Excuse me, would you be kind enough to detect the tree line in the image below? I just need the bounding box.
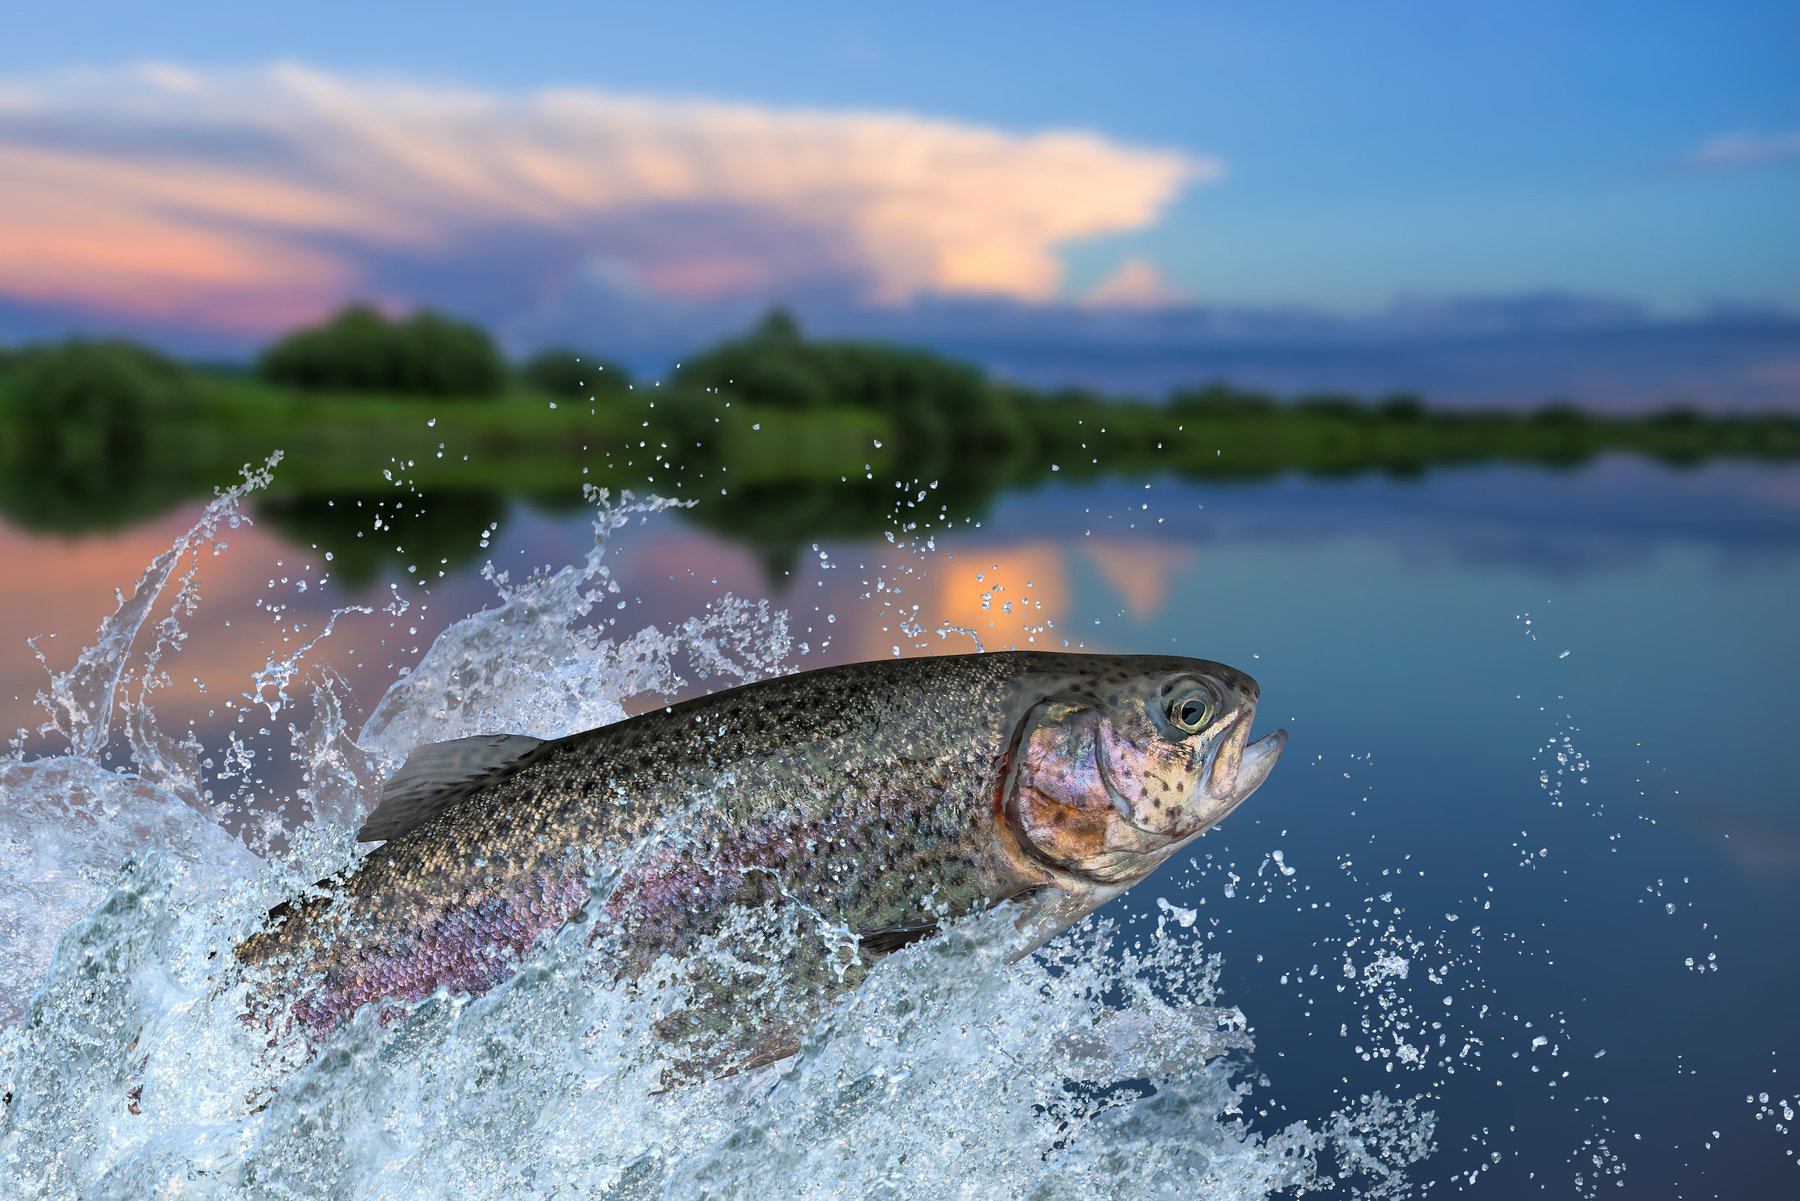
[7,301,1786,437]
[3,301,1798,531]
[2,302,1798,566]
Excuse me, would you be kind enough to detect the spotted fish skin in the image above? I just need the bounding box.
[236,652,1285,1038]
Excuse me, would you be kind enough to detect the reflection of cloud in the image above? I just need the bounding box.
[1660,792,1800,881]
[1717,812,1800,877]
[1083,541,1195,619]
[0,509,310,736]
[936,544,1067,651]
[853,543,1067,657]
[0,63,1207,334]
[1688,129,1800,172]
[1083,255,1191,310]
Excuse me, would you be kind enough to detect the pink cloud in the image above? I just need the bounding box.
[1083,254,1193,310]
[0,63,1213,334]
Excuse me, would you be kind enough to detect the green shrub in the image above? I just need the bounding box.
[0,339,193,530]
[1377,394,1426,423]
[678,343,832,409]
[1531,402,1589,428]
[3,338,188,430]
[673,311,1023,453]
[519,348,633,400]
[1294,394,1369,421]
[1647,404,1704,429]
[1170,383,1279,419]
[258,304,505,397]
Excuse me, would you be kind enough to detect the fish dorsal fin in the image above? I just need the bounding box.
[357,733,545,842]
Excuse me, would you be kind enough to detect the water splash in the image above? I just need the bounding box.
[1,458,281,1021]
[0,483,1436,1199]
[359,488,790,771]
[31,454,282,807]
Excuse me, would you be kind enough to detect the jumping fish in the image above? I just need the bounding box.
[237,652,1285,1056]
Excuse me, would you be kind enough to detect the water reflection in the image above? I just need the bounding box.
[7,459,1793,786]
[4,457,1797,1193]
[255,490,509,587]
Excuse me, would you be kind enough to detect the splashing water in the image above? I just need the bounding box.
[0,481,1435,1199]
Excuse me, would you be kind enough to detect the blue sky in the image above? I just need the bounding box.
[0,3,1795,405]
[3,1,1793,311]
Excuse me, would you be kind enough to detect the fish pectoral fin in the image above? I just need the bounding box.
[357,733,546,842]
[856,922,941,958]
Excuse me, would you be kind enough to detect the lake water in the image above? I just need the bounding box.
[1,448,1795,1197]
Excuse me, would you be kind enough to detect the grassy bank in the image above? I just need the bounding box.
[2,322,1797,578]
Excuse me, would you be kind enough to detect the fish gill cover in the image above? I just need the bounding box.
[0,464,1442,1199]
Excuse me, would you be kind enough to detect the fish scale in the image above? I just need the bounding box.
[237,651,1285,1057]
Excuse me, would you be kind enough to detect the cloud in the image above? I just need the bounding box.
[1083,255,1192,310]
[1687,129,1800,171]
[0,63,1209,336]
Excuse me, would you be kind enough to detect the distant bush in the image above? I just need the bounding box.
[1044,386,1104,408]
[649,392,749,462]
[1377,394,1426,423]
[0,339,194,529]
[671,312,830,409]
[1169,383,1279,419]
[1646,404,1704,429]
[673,310,1023,450]
[3,339,188,429]
[519,348,634,400]
[1294,394,1369,421]
[1531,402,1589,427]
[258,305,505,397]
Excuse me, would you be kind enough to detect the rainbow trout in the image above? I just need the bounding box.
[237,652,1285,1049]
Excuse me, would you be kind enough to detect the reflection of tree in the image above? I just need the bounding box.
[679,455,1024,583]
[254,490,509,588]
[0,441,194,533]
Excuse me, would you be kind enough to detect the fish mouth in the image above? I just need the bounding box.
[1235,726,1286,798]
[1173,723,1288,846]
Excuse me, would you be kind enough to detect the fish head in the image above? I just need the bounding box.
[1002,657,1286,888]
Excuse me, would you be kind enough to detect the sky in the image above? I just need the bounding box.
[0,2,1796,405]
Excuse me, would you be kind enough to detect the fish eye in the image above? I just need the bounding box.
[1168,692,1214,734]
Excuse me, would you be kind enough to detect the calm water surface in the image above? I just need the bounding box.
[3,454,1796,1196]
